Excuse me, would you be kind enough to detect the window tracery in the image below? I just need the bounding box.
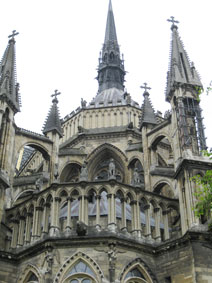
[63,260,97,283]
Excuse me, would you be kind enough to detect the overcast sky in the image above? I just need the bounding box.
[1,0,212,147]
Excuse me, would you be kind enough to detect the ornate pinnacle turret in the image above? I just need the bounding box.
[166,17,202,102]
[97,0,125,93]
[43,90,63,137]
[0,30,21,113]
[140,83,157,129]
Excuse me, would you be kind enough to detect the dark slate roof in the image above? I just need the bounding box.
[0,36,21,112]
[140,92,157,128]
[88,88,140,109]
[43,97,63,137]
[166,24,202,101]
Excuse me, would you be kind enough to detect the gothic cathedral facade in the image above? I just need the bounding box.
[0,1,212,283]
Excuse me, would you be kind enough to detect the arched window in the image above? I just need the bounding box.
[63,260,97,283]
[25,271,39,282]
[124,267,152,283]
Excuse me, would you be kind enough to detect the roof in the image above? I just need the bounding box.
[140,91,157,128]
[88,88,140,109]
[43,97,63,137]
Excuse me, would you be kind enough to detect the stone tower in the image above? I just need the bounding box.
[0,2,212,283]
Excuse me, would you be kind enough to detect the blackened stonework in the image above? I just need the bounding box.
[0,1,212,283]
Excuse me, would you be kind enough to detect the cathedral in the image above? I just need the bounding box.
[0,1,212,282]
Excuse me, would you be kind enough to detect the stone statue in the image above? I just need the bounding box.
[79,162,88,181]
[35,176,43,190]
[108,243,117,283]
[54,163,59,181]
[108,158,116,179]
[133,168,140,187]
[81,98,87,108]
[42,245,60,274]
[76,221,87,236]
[126,93,132,105]
[164,110,171,119]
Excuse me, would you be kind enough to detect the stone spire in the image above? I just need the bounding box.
[166,17,202,102]
[43,90,63,137]
[0,31,21,113]
[140,83,157,129]
[97,0,125,93]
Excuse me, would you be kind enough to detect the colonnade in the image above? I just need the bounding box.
[8,184,179,249]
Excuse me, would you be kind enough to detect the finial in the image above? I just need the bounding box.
[140,83,151,96]
[167,16,179,30]
[8,30,19,41]
[51,89,61,103]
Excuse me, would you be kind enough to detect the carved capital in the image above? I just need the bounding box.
[36,206,43,211]
[95,195,101,200]
[144,204,150,210]
[154,207,160,213]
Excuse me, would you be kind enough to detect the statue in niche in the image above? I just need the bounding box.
[108,158,116,179]
[132,168,140,187]
[79,162,88,181]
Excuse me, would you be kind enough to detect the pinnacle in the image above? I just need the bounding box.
[43,91,63,137]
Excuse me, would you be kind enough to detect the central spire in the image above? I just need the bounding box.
[97,0,125,93]
[104,0,118,43]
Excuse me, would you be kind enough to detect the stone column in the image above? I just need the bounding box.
[42,203,51,235]
[24,212,32,244]
[78,196,83,222]
[17,216,25,247]
[65,197,73,231]
[136,201,142,238]
[95,195,101,228]
[144,204,151,239]
[84,195,88,225]
[154,207,161,242]
[54,197,61,230]
[130,200,137,233]
[49,197,60,236]
[163,210,170,241]
[121,198,127,230]
[36,206,43,238]
[31,205,37,241]
[11,220,19,248]
[107,194,116,231]
[107,194,111,225]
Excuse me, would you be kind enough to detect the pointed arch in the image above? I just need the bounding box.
[17,264,42,283]
[153,180,175,199]
[54,252,104,283]
[87,143,128,182]
[120,258,158,283]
